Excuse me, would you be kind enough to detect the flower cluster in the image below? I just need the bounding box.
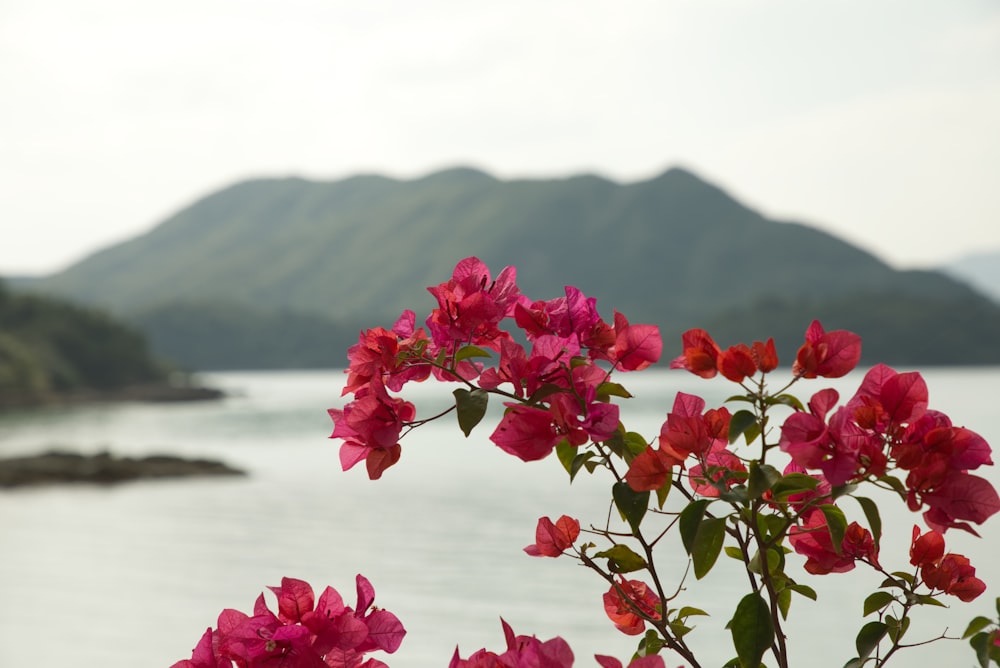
[330,257,662,478]
[780,362,999,534]
[909,526,986,602]
[667,324,999,581]
[170,576,404,668]
[448,619,669,668]
[325,259,1000,666]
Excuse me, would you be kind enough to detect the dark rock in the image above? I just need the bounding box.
[0,450,245,488]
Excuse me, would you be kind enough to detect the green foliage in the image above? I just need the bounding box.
[730,592,774,668]
[127,301,361,370]
[0,282,166,403]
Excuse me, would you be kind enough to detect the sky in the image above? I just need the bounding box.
[2,0,999,276]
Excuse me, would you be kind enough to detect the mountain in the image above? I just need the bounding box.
[23,166,1000,368]
[940,250,1000,304]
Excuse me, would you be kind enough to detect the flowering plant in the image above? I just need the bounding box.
[173,257,1000,667]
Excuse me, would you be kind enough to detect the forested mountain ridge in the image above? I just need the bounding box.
[22,166,1000,368]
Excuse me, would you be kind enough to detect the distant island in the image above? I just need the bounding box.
[0,450,244,488]
[12,165,1000,368]
[0,278,222,408]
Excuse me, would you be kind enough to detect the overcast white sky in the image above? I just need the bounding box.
[2,0,999,275]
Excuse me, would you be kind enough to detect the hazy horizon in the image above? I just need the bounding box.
[3,1,999,274]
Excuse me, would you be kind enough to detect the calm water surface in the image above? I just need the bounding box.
[1,367,998,667]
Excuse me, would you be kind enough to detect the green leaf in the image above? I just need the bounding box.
[597,381,633,400]
[863,591,895,617]
[718,484,749,504]
[879,474,907,499]
[675,606,709,619]
[623,431,650,458]
[963,616,993,639]
[886,615,910,643]
[970,632,994,668]
[854,496,882,551]
[724,545,745,561]
[569,451,596,481]
[786,583,817,601]
[820,504,848,554]
[603,429,625,459]
[454,345,492,361]
[728,409,758,444]
[771,473,820,498]
[777,587,792,620]
[555,440,575,476]
[692,517,726,580]
[831,483,858,500]
[613,482,649,533]
[742,421,762,446]
[655,472,672,508]
[679,499,710,554]
[594,544,648,573]
[855,621,888,662]
[748,462,782,500]
[638,629,665,655]
[890,571,915,586]
[914,594,947,608]
[730,592,773,668]
[767,393,805,412]
[453,388,488,437]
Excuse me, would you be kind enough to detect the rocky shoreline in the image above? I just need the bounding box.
[0,381,225,410]
[0,450,245,488]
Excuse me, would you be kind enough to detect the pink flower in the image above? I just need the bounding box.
[426,257,525,351]
[524,515,580,557]
[329,379,415,479]
[173,576,404,668]
[342,311,431,395]
[169,628,223,668]
[449,619,574,668]
[603,578,661,635]
[669,329,721,378]
[788,508,877,575]
[792,320,861,379]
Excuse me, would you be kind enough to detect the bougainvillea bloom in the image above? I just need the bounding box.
[342,310,431,395]
[688,444,747,497]
[788,508,878,574]
[425,256,526,351]
[751,338,779,372]
[792,320,862,379]
[669,328,721,378]
[603,578,662,635]
[329,378,416,480]
[490,404,564,461]
[524,515,580,557]
[609,310,662,371]
[718,343,758,383]
[172,576,404,668]
[921,552,986,602]
[658,392,731,463]
[170,628,220,668]
[448,619,574,668]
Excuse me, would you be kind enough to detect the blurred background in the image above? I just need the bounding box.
[2,1,999,666]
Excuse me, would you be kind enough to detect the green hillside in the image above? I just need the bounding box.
[0,279,168,405]
[24,166,1000,368]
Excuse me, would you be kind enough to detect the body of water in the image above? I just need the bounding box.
[1,367,998,667]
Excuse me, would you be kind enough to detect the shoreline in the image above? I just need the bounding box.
[0,450,245,488]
